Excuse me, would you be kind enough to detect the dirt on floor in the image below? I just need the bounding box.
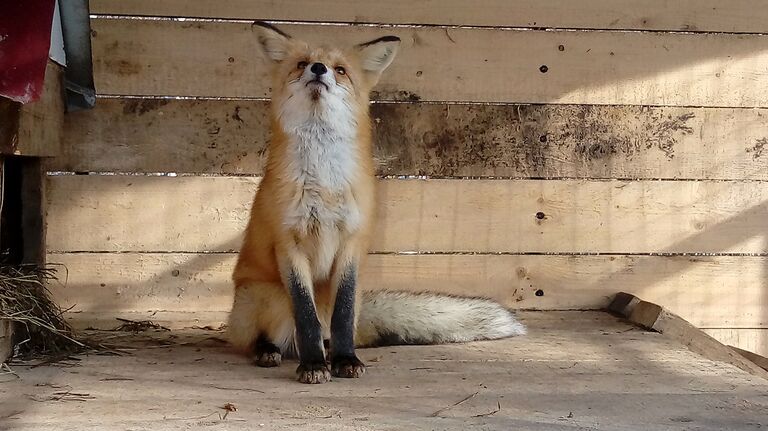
[1,311,767,430]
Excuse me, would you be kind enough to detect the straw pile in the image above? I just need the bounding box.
[0,264,83,358]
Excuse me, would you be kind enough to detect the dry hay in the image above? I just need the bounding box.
[0,264,83,359]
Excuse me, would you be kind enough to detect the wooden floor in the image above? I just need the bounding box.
[2,311,767,430]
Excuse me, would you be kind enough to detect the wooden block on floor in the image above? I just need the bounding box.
[730,346,768,372]
[609,292,768,379]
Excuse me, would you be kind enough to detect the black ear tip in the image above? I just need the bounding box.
[358,35,401,48]
[251,21,291,38]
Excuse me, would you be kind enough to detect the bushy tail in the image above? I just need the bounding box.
[355,291,526,347]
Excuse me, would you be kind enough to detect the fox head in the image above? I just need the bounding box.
[253,22,400,134]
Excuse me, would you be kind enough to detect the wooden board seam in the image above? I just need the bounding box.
[89,95,768,111]
[45,174,768,184]
[88,14,768,37]
[93,94,768,111]
[45,251,768,257]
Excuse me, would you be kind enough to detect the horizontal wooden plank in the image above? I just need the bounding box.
[90,19,768,107]
[48,252,768,329]
[46,176,768,254]
[59,98,768,179]
[704,329,768,358]
[90,0,768,34]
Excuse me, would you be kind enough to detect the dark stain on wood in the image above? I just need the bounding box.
[59,99,739,178]
[103,58,142,76]
[560,107,694,162]
[747,138,766,159]
[232,106,245,123]
[370,90,421,102]
[373,104,696,176]
[122,99,170,115]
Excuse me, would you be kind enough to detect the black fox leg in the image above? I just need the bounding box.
[287,270,331,384]
[330,265,365,378]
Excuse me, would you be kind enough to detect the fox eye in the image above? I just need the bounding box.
[297,61,308,70]
[335,66,346,75]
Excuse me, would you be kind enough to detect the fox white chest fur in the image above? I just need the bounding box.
[278,94,362,279]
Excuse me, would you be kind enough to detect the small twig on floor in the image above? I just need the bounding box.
[178,336,228,346]
[164,411,219,421]
[220,403,237,420]
[430,391,479,417]
[99,377,134,381]
[29,355,81,368]
[472,401,502,418]
[211,385,265,393]
[29,390,95,402]
[34,382,68,389]
[86,342,133,356]
[0,362,19,379]
[0,410,24,420]
[409,367,432,371]
[191,324,226,331]
[113,318,170,333]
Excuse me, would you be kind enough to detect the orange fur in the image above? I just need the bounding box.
[227,25,525,383]
[227,23,397,359]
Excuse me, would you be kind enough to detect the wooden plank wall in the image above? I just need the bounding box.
[49,2,768,356]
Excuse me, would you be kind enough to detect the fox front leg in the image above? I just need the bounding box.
[330,264,365,378]
[286,269,331,384]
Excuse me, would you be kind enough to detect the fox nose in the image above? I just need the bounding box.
[310,62,327,75]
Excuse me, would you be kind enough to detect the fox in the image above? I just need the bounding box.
[227,21,526,384]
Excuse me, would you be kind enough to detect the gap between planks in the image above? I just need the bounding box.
[91,93,768,110]
[88,14,768,37]
[46,173,768,184]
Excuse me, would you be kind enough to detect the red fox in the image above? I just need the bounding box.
[228,22,525,384]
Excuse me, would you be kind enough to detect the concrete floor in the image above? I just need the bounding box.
[1,311,767,430]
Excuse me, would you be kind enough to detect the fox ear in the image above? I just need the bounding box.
[356,36,401,74]
[252,21,292,62]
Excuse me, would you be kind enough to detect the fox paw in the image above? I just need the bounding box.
[296,362,331,384]
[331,355,366,378]
[254,351,281,368]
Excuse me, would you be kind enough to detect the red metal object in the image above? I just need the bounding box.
[0,0,56,104]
